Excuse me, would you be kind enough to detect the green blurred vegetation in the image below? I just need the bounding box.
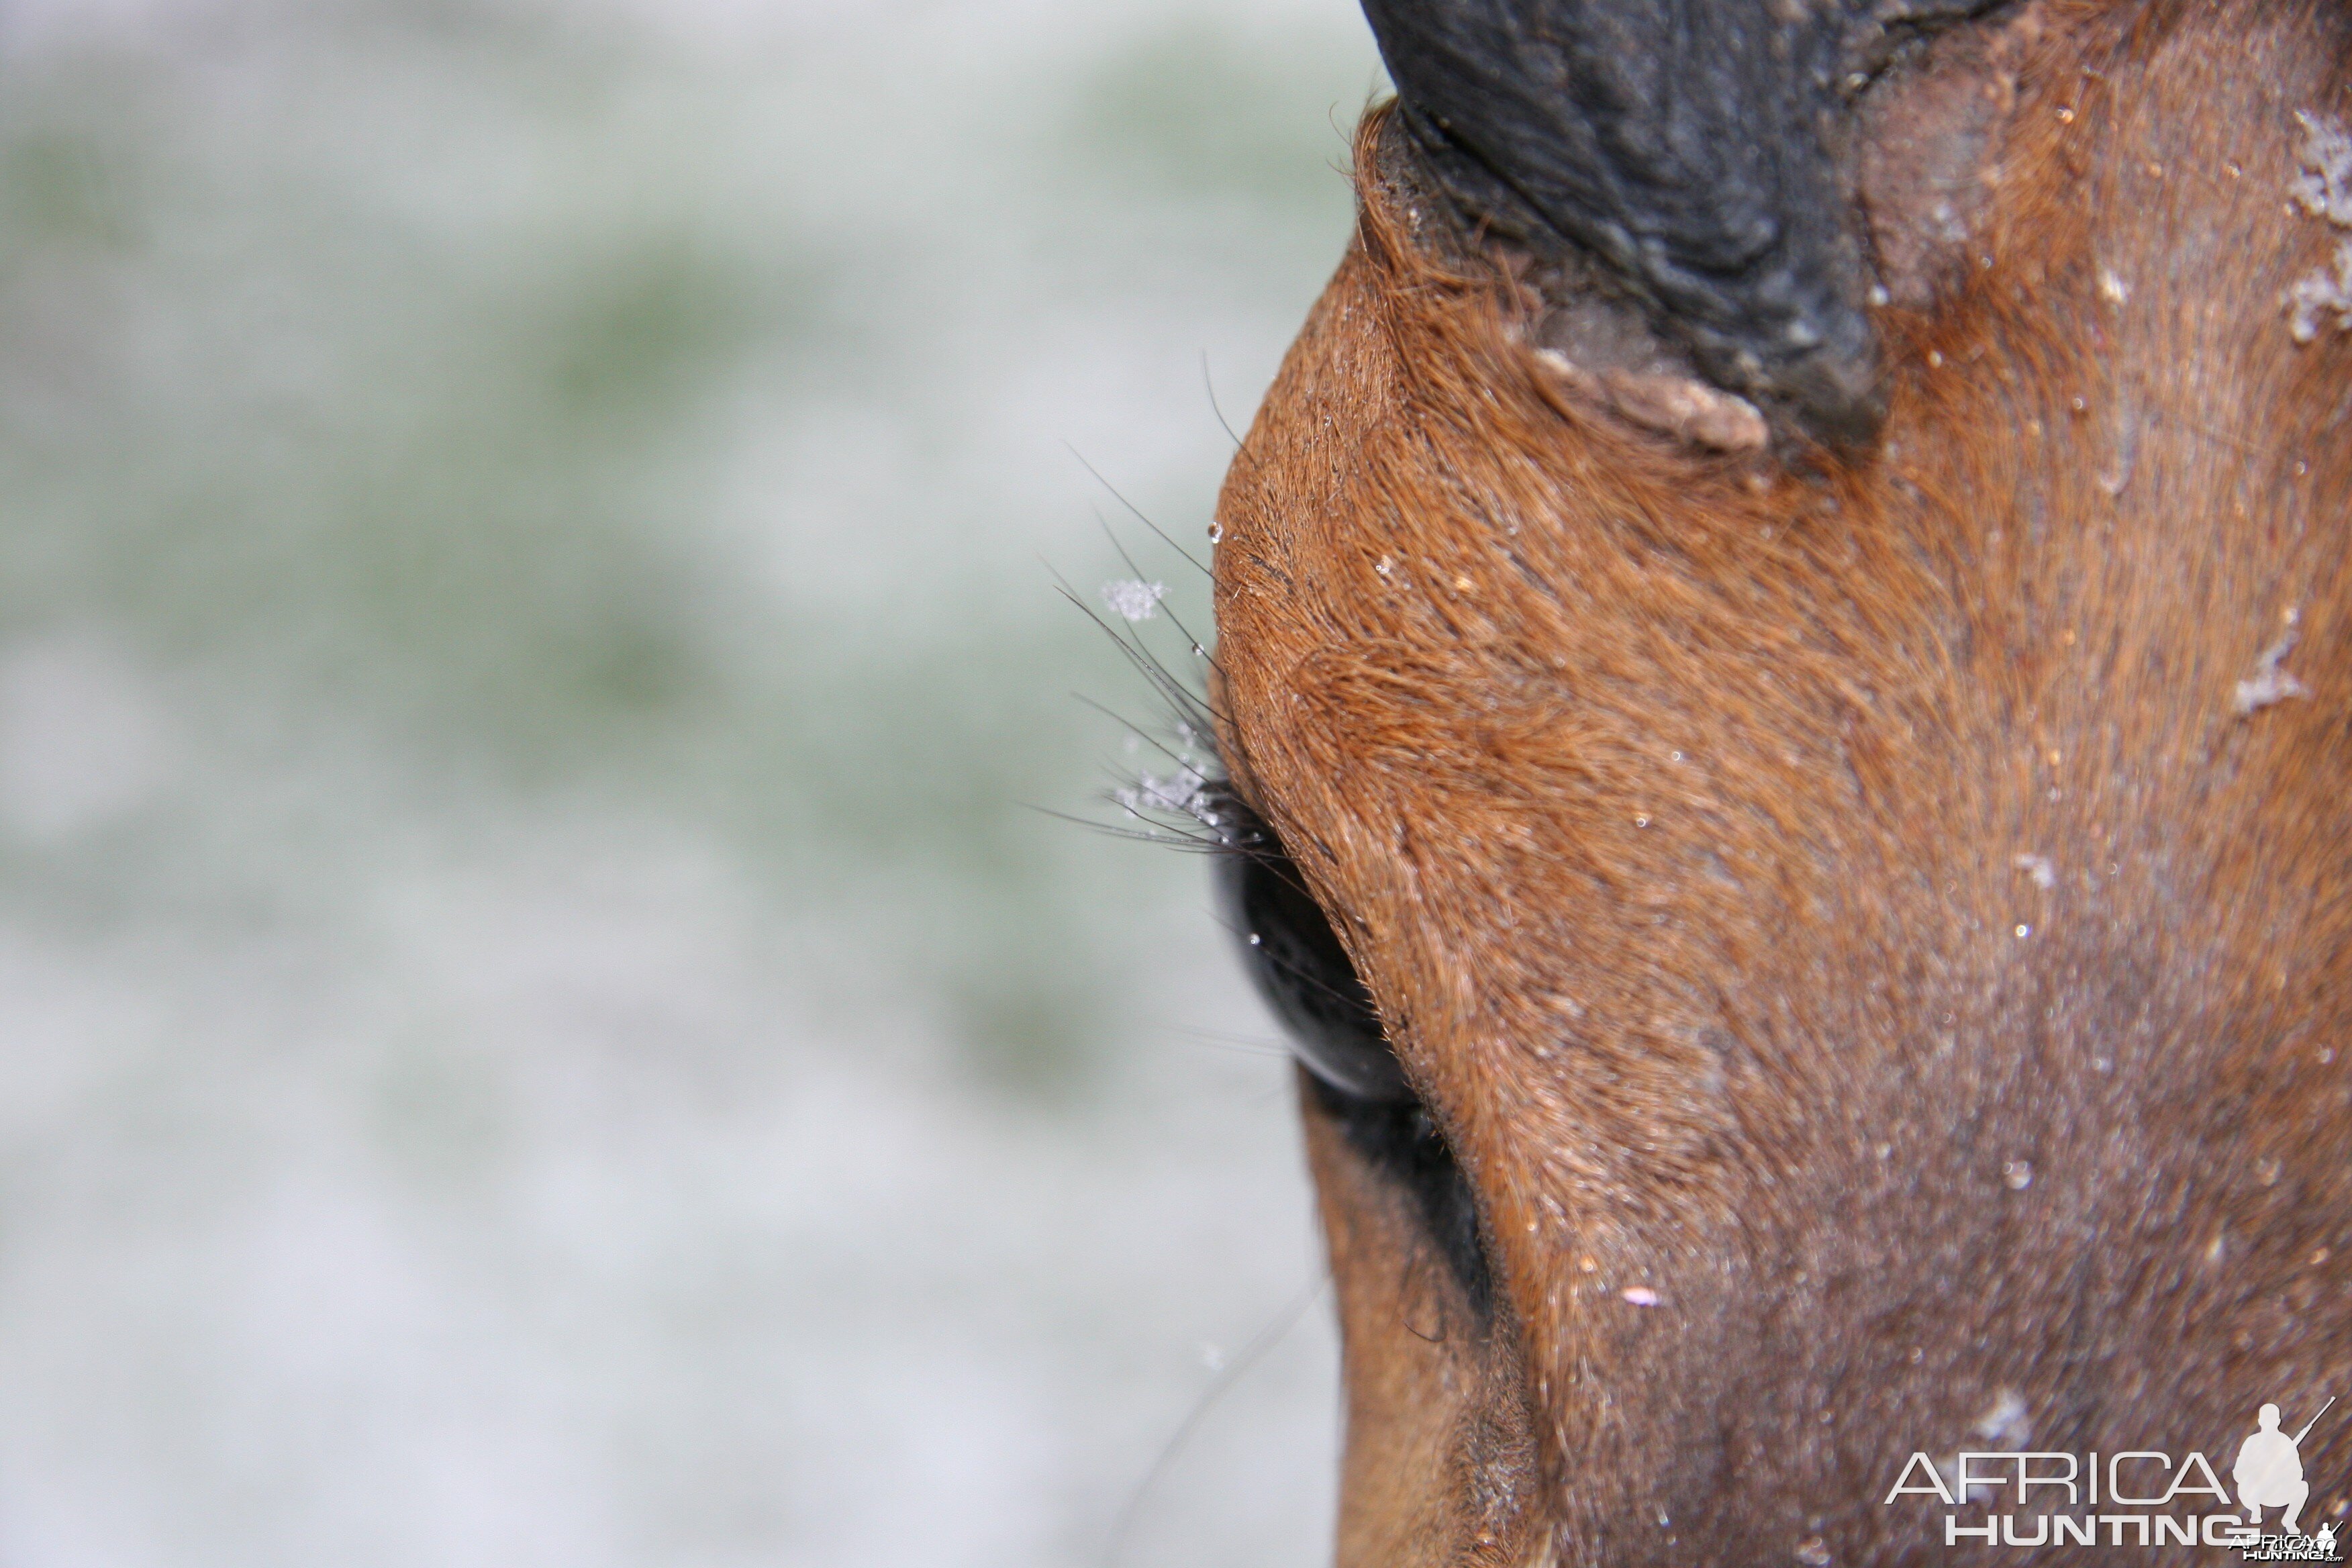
[0,0,1379,1091]
[0,5,1384,1563]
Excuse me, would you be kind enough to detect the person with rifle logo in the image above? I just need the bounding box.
[2239,1398,2335,1534]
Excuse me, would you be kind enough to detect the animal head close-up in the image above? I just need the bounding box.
[1206,0,2352,1560]
[9,2,2349,1562]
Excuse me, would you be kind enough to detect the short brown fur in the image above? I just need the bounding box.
[1214,2,2352,1561]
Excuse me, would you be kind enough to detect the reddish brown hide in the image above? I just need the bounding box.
[1211,3,2352,1563]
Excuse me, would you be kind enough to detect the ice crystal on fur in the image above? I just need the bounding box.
[2292,111,2352,224]
[2288,112,2352,342]
[2235,616,2309,714]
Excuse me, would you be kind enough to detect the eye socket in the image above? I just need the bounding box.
[1210,793,1416,1105]
[1202,782,1492,1314]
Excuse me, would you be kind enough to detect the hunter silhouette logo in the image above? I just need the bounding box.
[1880,1392,2342,1553]
[2239,1398,2332,1535]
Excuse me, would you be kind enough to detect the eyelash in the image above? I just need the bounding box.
[1073,542,1492,1314]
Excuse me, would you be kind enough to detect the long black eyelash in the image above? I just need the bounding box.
[1064,509,1493,1315]
[1073,623,1492,1314]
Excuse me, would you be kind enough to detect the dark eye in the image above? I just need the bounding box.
[1211,800,1415,1105]
[1206,785,1493,1314]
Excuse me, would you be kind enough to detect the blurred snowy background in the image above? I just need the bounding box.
[0,1,1384,1563]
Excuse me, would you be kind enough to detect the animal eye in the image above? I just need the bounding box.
[1207,785,1491,1310]
[1210,795,1416,1105]
[1203,783,1491,1310]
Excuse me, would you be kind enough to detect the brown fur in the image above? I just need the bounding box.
[1212,2,2352,1561]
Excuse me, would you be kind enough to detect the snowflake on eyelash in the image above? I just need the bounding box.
[1101,579,1167,622]
[1114,763,1210,822]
